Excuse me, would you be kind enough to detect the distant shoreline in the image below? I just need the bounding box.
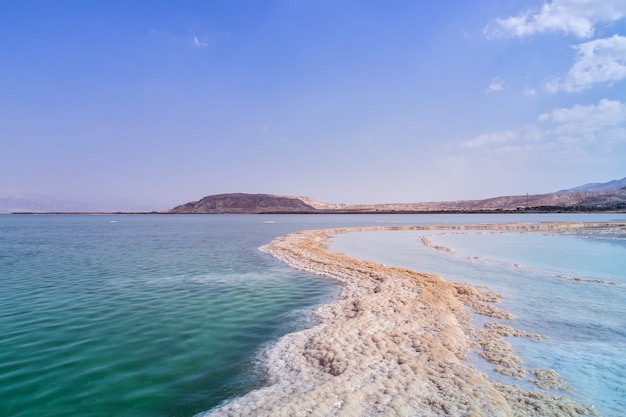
[7,207,626,215]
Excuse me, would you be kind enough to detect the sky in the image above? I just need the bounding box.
[1,0,626,210]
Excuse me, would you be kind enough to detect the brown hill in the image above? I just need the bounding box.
[168,188,626,214]
[168,178,626,214]
[168,193,319,214]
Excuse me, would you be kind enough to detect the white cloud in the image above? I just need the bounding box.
[547,34,626,91]
[190,32,230,49]
[193,34,209,48]
[488,0,626,38]
[538,98,626,138]
[486,78,505,92]
[523,86,537,96]
[460,99,626,155]
[463,130,517,148]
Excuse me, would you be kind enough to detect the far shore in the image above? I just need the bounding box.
[7,207,626,215]
[199,222,625,416]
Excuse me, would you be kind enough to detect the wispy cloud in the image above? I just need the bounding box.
[523,86,537,96]
[546,34,626,92]
[193,34,209,48]
[486,77,504,93]
[463,130,517,148]
[486,0,626,38]
[459,99,626,157]
[538,98,626,137]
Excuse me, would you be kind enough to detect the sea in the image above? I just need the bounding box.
[1,213,625,417]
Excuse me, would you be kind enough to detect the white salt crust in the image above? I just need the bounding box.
[202,223,623,417]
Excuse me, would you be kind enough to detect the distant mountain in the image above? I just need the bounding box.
[0,192,162,214]
[168,191,626,214]
[168,193,321,214]
[169,177,626,214]
[7,177,625,214]
[0,194,98,214]
[432,189,626,211]
[558,176,626,193]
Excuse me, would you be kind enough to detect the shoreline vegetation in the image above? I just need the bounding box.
[202,222,626,417]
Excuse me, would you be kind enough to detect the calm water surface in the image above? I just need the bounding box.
[1,214,341,417]
[1,213,623,416]
[332,215,626,417]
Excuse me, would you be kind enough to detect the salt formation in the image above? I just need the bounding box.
[202,224,612,416]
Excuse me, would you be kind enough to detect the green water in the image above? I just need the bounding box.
[1,214,342,417]
[2,213,623,416]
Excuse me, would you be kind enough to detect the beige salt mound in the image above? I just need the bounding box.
[201,223,619,417]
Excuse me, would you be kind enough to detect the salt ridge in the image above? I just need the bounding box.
[200,223,624,416]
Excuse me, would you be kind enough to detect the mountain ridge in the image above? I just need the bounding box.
[167,177,626,214]
[558,176,626,193]
[5,177,625,214]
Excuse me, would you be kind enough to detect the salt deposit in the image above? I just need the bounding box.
[201,223,620,416]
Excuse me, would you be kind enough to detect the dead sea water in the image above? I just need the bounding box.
[0,214,346,417]
[2,213,624,416]
[331,217,626,417]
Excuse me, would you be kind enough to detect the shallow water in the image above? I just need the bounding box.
[331,220,626,417]
[0,214,343,417]
[2,213,624,416]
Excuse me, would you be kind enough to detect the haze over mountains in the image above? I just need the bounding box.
[558,177,626,193]
[0,193,157,214]
[3,177,625,214]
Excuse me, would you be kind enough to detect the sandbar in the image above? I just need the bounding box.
[201,223,623,416]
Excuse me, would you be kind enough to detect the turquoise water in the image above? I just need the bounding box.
[1,213,624,416]
[332,218,626,417]
[0,215,344,417]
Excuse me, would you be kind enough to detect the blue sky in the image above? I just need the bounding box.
[1,0,626,210]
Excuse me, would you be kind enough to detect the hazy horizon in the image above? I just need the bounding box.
[2,1,626,211]
[3,174,625,213]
